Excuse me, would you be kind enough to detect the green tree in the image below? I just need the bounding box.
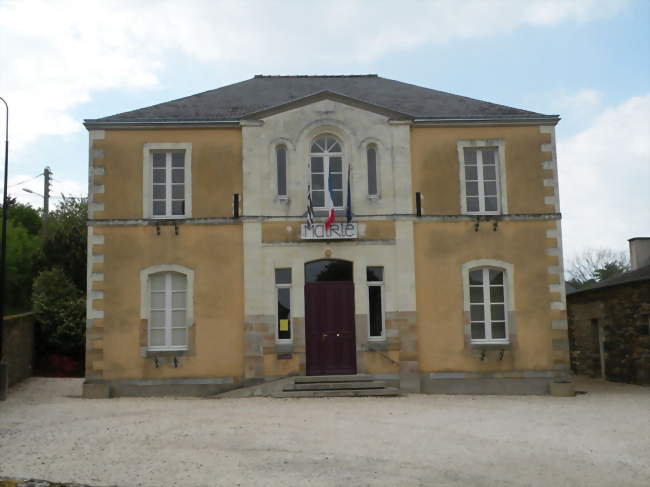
[5,220,40,314]
[32,267,85,356]
[1,200,42,235]
[39,196,87,290]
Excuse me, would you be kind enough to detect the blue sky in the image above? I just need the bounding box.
[1,0,648,264]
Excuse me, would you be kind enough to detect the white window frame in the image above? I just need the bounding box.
[309,135,346,211]
[457,139,507,215]
[143,142,192,219]
[140,264,194,352]
[367,267,385,341]
[461,259,515,345]
[366,143,379,199]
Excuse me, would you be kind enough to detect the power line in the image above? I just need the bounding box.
[7,173,43,188]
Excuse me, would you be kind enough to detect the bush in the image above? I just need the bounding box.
[32,267,85,356]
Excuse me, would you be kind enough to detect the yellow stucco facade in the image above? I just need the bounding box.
[84,91,568,397]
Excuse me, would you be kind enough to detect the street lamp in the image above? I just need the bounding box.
[0,95,9,401]
[22,188,44,198]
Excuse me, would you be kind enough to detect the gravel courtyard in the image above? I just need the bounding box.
[0,378,648,487]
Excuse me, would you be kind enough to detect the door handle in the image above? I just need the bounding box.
[321,333,328,342]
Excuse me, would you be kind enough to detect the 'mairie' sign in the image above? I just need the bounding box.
[301,223,358,240]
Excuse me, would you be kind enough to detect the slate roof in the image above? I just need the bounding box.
[84,75,559,126]
[567,265,650,296]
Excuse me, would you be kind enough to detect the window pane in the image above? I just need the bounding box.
[172,152,185,167]
[489,270,503,285]
[153,169,165,183]
[150,311,165,327]
[483,165,496,180]
[469,270,483,285]
[491,304,505,321]
[312,190,324,207]
[311,157,323,172]
[490,286,504,303]
[465,165,477,181]
[153,201,166,216]
[277,287,291,340]
[312,174,324,190]
[482,149,496,165]
[172,201,184,215]
[150,329,165,346]
[463,148,477,165]
[368,148,377,196]
[329,141,341,152]
[153,185,165,199]
[172,310,186,326]
[153,152,165,167]
[330,174,342,190]
[369,285,383,337]
[332,191,343,207]
[172,291,186,309]
[311,140,325,153]
[171,273,186,291]
[470,305,484,321]
[485,197,498,212]
[484,181,497,196]
[467,197,479,212]
[172,169,184,184]
[277,146,287,196]
[466,182,479,196]
[471,323,485,340]
[329,157,342,172]
[171,184,184,199]
[171,328,187,346]
[491,322,506,339]
[150,292,165,310]
[469,287,483,303]
[367,266,383,282]
[150,274,165,291]
[275,268,292,284]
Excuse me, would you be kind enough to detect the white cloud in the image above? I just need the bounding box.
[558,93,650,261]
[0,0,629,153]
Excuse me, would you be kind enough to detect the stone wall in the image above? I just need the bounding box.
[2,312,35,386]
[567,281,650,384]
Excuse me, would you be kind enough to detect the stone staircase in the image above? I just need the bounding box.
[272,374,400,398]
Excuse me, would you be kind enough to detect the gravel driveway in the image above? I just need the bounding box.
[0,377,648,487]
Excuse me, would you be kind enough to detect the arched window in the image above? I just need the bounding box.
[140,265,194,351]
[310,135,343,209]
[464,266,510,344]
[367,144,378,198]
[276,144,287,197]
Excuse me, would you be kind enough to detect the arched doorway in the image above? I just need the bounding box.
[305,259,356,375]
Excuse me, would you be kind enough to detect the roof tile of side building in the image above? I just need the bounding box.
[84,75,559,125]
[567,264,650,296]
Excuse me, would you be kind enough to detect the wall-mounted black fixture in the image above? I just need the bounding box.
[474,217,480,232]
[498,349,505,361]
[156,223,161,236]
[480,349,486,361]
[153,356,160,368]
[172,356,179,368]
[415,192,422,217]
[174,223,179,236]
[493,219,499,232]
[233,193,240,219]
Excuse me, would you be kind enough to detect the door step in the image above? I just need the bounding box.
[272,375,400,398]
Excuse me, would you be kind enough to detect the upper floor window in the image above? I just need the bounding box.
[467,268,508,344]
[310,135,343,209]
[276,144,288,198]
[143,143,192,219]
[458,140,506,215]
[367,144,378,198]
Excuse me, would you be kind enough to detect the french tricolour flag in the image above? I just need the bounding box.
[325,169,336,230]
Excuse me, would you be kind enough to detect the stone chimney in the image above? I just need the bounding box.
[628,237,650,270]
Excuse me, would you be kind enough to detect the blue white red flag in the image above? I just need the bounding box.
[325,168,336,230]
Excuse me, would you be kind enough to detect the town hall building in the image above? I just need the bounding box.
[82,75,569,397]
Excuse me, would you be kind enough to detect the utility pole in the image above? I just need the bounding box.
[0,95,9,401]
[43,167,51,230]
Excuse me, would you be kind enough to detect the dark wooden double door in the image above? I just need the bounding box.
[305,281,356,375]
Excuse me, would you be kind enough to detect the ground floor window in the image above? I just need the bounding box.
[468,268,508,343]
[367,266,384,339]
[275,268,292,341]
[149,271,188,350]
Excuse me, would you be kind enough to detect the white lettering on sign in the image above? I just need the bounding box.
[301,223,358,240]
